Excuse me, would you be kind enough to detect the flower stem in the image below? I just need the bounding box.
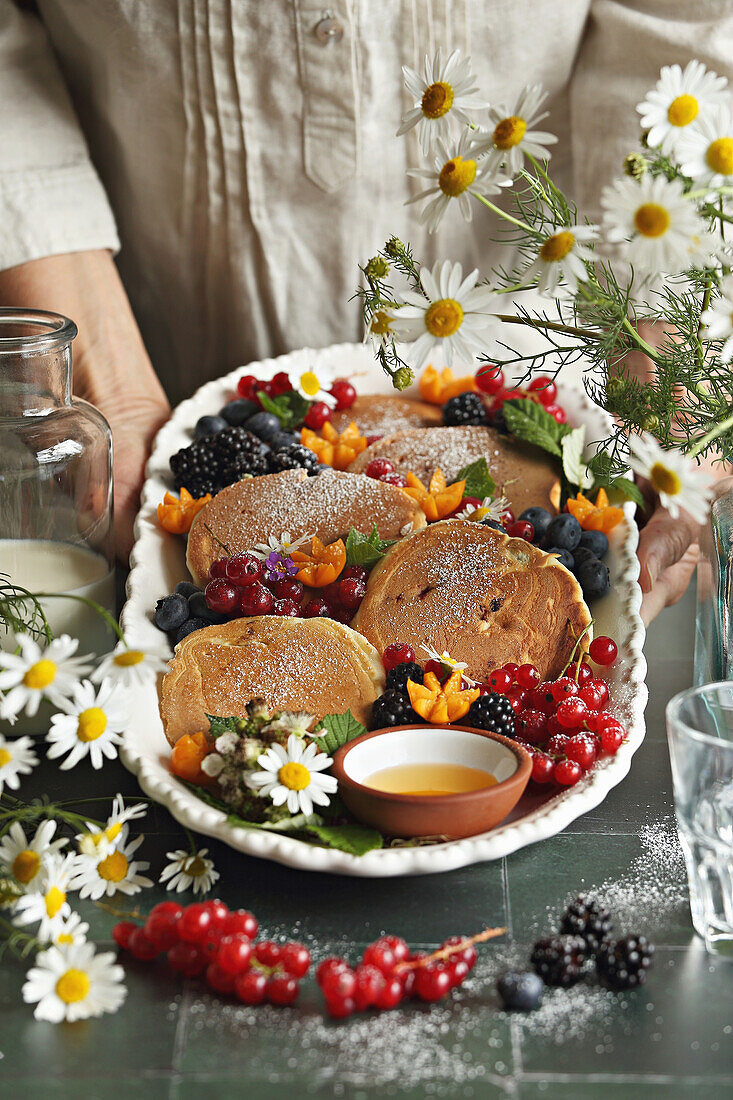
[686,411,733,458]
[620,316,660,361]
[33,592,125,644]
[394,926,506,972]
[494,314,603,341]
[471,193,542,236]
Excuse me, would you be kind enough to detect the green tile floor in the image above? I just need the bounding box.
[1,585,731,1098]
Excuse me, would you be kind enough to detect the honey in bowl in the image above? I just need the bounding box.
[364,762,498,797]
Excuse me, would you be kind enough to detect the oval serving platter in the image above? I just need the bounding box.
[121,343,648,877]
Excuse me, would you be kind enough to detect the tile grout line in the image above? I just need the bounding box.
[170,981,193,1075]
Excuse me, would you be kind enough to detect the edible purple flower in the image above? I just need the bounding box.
[264,551,298,583]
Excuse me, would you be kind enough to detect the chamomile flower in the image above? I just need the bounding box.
[522,224,600,296]
[13,853,79,941]
[600,175,715,277]
[293,369,337,408]
[420,644,478,686]
[364,309,397,352]
[675,102,733,188]
[455,494,510,523]
[700,273,733,362]
[51,911,89,947]
[397,48,487,155]
[71,825,152,900]
[0,634,92,721]
[159,848,219,895]
[265,711,316,738]
[46,678,128,771]
[76,794,147,859]
[91,641,168,688]
[200,752,224,778]
[0,820,67,889]
[246,733,337,817]
[388,260,501,370]
[474,85,557,177]
[22,941,126,1022]
[406,132,512,232]
[626,433,714,524]
[0,734,38,794]
[637,60,728,155]
[252,531,313,562]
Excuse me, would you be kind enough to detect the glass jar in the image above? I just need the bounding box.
[695,476,733,685]
[0,307,115,665]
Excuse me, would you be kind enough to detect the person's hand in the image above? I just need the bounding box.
[636,479,701,626]
[108,395,171,561]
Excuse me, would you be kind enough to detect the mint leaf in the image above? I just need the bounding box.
[503,398,570,457]
[609,477,643,506]
[456,457,496,500]
[205,714,241,739]
[561,426,593,490]
[586,453,644,507]
[305,824,383,856]
[312,709,367,754]
[256,389,310,430]
[344,525,395,569]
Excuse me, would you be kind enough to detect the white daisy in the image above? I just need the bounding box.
[200,752,224,778]
[637,60,729,155]
[13,853,79,941]
[364,308,398,353]
[675,101,733,188]
[46,678,128,771]
[51,910,89,947]
[214,730,238,755]
[246,733,337,817]
[22,941,126,1023]
[700,273,733,362]
[600,175,715,278]
[0,820,67,889]
[159,848,219,895]
[252,531,313,562]
[626,432,714,523]
[264,711,316,738]
[397,48,487,155]
[388,260,501,371]
[293,369,337,408]
[71,824,152,900]
[406,131,512,233]
[522,224,600,296]
[0,634,92,721]
[76,794,148,859]
[420,644,478,686]
[454,494,510,522]
[91,641,168,688]
[473,85,558,177]
[0,734,38,794]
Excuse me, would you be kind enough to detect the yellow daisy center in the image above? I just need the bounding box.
[706,137,733,176]
[185,856,208,877]
[370,310,392,336]
[667,94,698,128]
[45,886,66,918]
[113,649,145,667]
[425,298,464,338]
[57,932,75,945]
[278,761,311,791]
[104,822,123,843]
[299,371,322,397]
[0,748,11,767]
[493,116,527,150]
[438,156,477,197]
[23,659,57,690]
[540,231,576,263]
[634,203,670,238]
[76,707,108,743]
[421,81,454,119]
[13,849,41,884]
[97,850,129,883]
[56,968,90,1005]
[649,462,682,496]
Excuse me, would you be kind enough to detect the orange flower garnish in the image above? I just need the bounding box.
[291,536,347,587]
[157,487,212,534]
[566,487,624,533]
[419,365,478,405]
[170,731,211,785]
[403,468,466,522]
[407,670,480,724]
[301,421,368,470]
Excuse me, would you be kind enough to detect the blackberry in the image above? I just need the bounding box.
[560,894,613,955]
[530,935,587,987]
[466,693,516,738]
[267,444,321,476]
[370,690,420,730]
[385,661,424,694]
[597,935,654,990]
[442,392,488,427]
[170,426,268,496]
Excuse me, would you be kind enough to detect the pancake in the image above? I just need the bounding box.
[353,519,591,683]
[331,394,442,437]
[160,616,385,745]
[186,468,426,586]
[349,426,560,515]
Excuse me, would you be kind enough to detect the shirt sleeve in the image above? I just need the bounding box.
[570,0,733,220]
[0,2,119,272]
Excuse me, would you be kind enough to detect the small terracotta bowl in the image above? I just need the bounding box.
[332,724,532,840]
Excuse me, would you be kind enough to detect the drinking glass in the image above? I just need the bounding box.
[666,682,733,956]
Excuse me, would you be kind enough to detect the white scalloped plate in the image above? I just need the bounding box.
[120,343,648,877]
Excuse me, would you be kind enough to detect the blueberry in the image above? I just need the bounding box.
[174,580,200,599]
[194,414,228,440]
[575,557,611,600]
[219,399,259,426]
[519,506,552,540]
[481,519,505,531]
[188,591,229,624]
[544,546,575,571]
[572,546,596,569]
[154,593,189,633]
[244,411,282,441]
[497,970,544,1011]
[543,513,582,552]
[579,529,609,560]
[174,617,210,645]
[270,430,299,451]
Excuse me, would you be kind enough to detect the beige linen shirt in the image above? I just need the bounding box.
[1,0,732,403]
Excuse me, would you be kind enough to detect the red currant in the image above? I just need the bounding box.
[415,964,452,1002]
[168,940,207,977]
[579,682,604,711]
[341,565,369,584]
[506,687,529,714]
[424,658,447,680]
[502,663,519,680]
[516,664,540,689]
[198,926,224,959]
[316,957,348,987]
[374,977,403,1009]
[575,662,594,685]
[267,974,299,1006]
[588,678,610,708]
[589,636,618,666]
[206,961,235,994]
[365,458,395,479]
[216,933,253,975]
[545,713,565,738]
[321,967,356,1000]
[551,677,580,702]
[500,507,515,526]
[556,697,589,729]
[517,709,548,745]
[460,495,483,513]
[365,434,382,445]
[303,596,330,618]
[362,938,397,975]
[565,733,598,770]
[527,376,558,404]
[325,994,356,1018]
[205,578,239,615]
[209,557,229,580]
[236,374,258,400]
[584,710,600,732]
[553,758,583,786]
[382,642,416,671]
[601,725,624,754]
[222,909,259,939]
[239,582,274,616]
[381,935,410,963]
[330,378,357,410]
[531,752,555,783]
[475,365,505,395]
[225,552,263,587]
[304,401,332,430]
[280,942,311,979]
[203,899,229,926]
[145,908,182,952]
[447,959,470,987]
[113,920,137,950]
[544,403,567,423]
[254,940,282,968]
[179,903,212,944]
[235,969,268,1005]
[379,471,408,488]
[353,964,385,1010]
[597,713,624,734]
[506,520,535,542]
[532,683,558,715]
[546,732,570,756]
[273,597,300,617]
[270,370,293,395]
[441,936,477,970]
[128,928,159,961]
[488,668,513,693]
[272,577,303,602]
[338,578,366,609]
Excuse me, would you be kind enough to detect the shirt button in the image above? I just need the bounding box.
[314,15,344,44]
